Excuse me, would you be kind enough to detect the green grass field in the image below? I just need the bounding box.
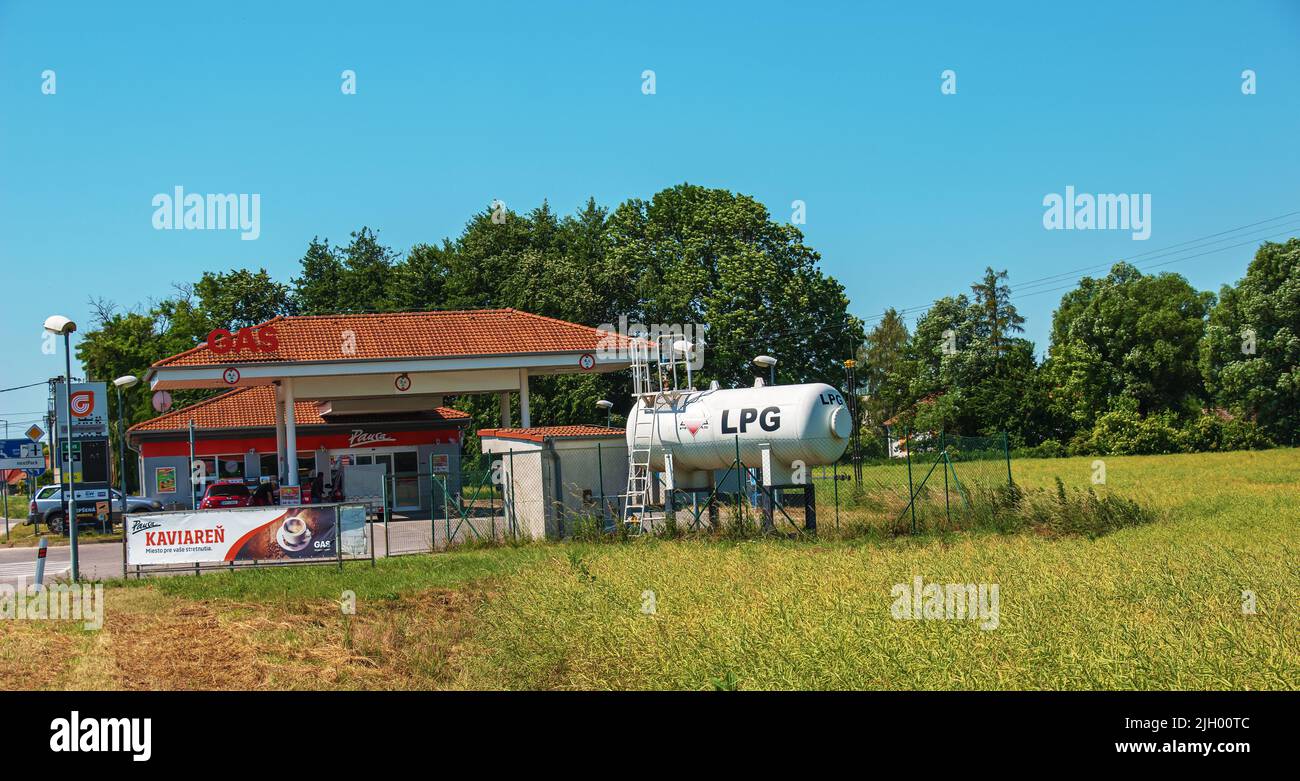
[1,449,1295,690]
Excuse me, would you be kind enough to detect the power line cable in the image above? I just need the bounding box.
[725,214,1300,355]
[0,381,50,394]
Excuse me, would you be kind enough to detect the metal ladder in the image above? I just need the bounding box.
[620,334,694,534]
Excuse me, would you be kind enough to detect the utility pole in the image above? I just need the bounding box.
[843,359,863,483]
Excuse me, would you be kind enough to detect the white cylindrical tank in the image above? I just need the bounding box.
[626,383,852,475]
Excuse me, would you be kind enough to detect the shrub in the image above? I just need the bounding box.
[1218,418,1275,450]
[1075,410,1276,455]
[1012,440,1066,459]
[939,479,1154,539]
[1076,410,1185,455]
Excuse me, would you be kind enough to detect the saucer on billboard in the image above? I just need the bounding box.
[277,515,313,552]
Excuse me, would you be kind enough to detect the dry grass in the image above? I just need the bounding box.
[0,616,92,689]
[0,584,484,690]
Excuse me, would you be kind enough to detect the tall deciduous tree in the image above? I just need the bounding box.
[606,184,863,389]
[1043,262,1213,431]
[193,268,292,329]
[290,238,346,315]
[1200,238,1300,444]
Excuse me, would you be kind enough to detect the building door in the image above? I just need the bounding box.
[393,451,421,512]
[353,452,418,511]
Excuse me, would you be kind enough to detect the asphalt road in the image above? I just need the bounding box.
[0,539,123,586]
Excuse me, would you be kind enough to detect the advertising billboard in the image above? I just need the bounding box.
[126,504,366,566]
[54,382,109,440]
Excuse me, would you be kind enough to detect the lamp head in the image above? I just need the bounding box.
[113,375,139,389]
[43,315,76,335]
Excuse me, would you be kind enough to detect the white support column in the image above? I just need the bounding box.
[283,378,300,486]
[273,383,286,481]
[499,392,511,427]
[518,369,531,428]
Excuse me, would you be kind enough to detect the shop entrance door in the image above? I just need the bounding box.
[392,451,421,512]
[354,452,420,512]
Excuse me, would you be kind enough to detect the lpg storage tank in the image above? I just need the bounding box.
[625,382,852,489]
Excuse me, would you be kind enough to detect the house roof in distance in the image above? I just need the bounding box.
[478,425,626,443]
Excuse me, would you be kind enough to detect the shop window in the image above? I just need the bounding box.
[394,451,418,474]
[260,453,278,479]
[216,456,245,479]
[193,457,218,485]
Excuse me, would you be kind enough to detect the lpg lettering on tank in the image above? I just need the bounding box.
[721,406,781,434]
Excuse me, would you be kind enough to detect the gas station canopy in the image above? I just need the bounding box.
[143,308,636,488]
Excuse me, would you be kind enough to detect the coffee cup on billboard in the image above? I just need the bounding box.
[278,515,312,551]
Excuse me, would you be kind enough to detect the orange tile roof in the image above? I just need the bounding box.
[153,308,638,367]
[129,386,469,433]
[478,425,626,443]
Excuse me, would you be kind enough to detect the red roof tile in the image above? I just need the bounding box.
[478,425,626,443]
[128,386,469,433]
[153,308,638,367]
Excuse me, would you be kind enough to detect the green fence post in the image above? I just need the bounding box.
[832,461,839,530]
[734,435,743,528]
[425,474,437,551]
[1003,431,1012,486]
[381,475,390,556]
[905,425,917,534]
[941,430,950,528]
[596,442,607,532]
[507,449,516,539]
[489,462,497,542]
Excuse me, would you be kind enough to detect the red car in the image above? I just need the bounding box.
[198,480,253,509]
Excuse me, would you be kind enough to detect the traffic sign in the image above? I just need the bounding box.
[0,438,44,473]
[25,424,44,442]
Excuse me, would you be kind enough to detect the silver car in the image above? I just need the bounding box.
[27,486,163,534]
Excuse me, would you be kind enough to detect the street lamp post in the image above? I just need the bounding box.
[44,315,78,581]
[1,418,8,538]
[595,399,614,428]
[753,354,777,386]
[113,376,139,534]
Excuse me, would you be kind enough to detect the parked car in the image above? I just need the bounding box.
[198,480,253,509]
[28,487,164,534]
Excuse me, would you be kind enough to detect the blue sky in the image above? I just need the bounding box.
[1,0,1298,430]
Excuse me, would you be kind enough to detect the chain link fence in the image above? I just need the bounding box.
[376,432,1013,548]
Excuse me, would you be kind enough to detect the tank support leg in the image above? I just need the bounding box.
[760,485,775,532]
[707,474,720,529]
[804,483,816,532]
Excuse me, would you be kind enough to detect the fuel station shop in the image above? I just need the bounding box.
[127,309,634,516]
